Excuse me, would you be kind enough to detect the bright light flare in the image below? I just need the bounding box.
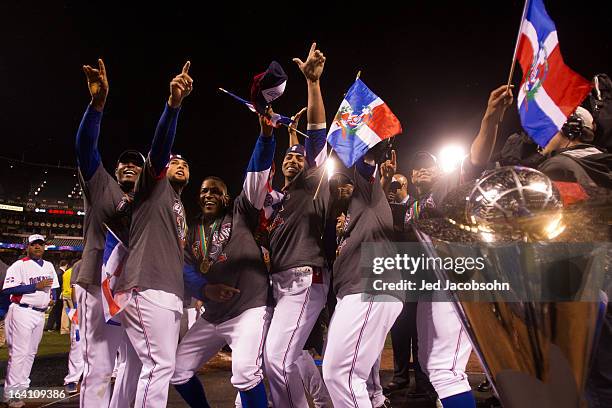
[438,145,466,173]
[326,158,336,180]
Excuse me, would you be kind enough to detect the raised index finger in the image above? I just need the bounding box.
[98,59,106,76]
[308,42,317,58]
[182,61,191,74]
[390,149,397,165]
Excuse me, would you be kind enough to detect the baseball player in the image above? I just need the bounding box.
[2,234,60,407]
[404,88,516,408]
[171,175,271,407]
[112,61,193,408]
[246,43,329,407]
[322,146,404,408]
[75,58,144,407]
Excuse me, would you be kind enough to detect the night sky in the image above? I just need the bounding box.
[1,2,610,216]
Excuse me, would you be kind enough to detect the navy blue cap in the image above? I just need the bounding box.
[117,150,145,167]
[285,144,305,157]
[250,61,288,115]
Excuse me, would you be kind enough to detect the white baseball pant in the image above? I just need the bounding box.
[264,268,329,408]
[77,284,125,407]
[2,304,45,400]
[367,354,385,407]
[296,350,333,408]
[172,306,270,391]
[417,301,472,399]
[234,349,331,408]
[323,293,402,408]
[109,330,142,408]
[120,291,181,408]
[63,313,84,385]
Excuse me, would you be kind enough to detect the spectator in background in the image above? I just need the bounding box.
[61,260,75,333]
[44,259,68,333]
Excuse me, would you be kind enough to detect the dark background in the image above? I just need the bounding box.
[0,1,610,216]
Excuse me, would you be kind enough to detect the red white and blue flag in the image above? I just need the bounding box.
[65,306,80,341]
[100,227,130,325]
[516,0,592,147]
[327,79,402,167]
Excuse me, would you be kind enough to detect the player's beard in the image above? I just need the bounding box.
[170,177,188,194]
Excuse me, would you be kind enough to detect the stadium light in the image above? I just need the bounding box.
[438,145,467,174]
[326,157,336,180]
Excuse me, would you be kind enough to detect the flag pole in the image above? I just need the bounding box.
[312,147,332,201]
[506,0,530,88]
[218,87,309,138]
[279,123,310,139]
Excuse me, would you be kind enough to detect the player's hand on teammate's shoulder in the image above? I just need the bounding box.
[168,61,193,108]
[35,278,54,290]
[204,283,240,303]
[82,58,109,112]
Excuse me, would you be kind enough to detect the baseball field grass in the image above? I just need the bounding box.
[0,331,70,361]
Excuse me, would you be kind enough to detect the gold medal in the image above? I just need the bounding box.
[200,259,210,274]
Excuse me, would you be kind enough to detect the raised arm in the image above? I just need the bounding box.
[470,85,514,167]
[288,107,306,147]
[149,61,193,176]
[380,150,397,195]
[244,114,276,209]
[76,59,109,180]
[294,43,327,167]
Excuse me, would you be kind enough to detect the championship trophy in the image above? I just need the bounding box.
[414,166,610,408]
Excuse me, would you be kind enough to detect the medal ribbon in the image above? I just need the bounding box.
[199,219,219,261]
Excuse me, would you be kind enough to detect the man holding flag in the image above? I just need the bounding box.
[322,77,404,407]
[74,58,145,407]
[244,43,329,407]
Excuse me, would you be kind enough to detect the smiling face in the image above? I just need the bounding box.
[282,152,305,181]
[199,178,228,219]
[167,158,190,186]
[27,241,45,259]
[115,161,143,189]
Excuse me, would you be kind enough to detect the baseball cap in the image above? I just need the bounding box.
[250,61,288,115]
[28,234,45,244]
[170,153,188,164]
[573,106,594,130]
[117,150,145,167]
[411,151,437,170]
[286,144,305,157]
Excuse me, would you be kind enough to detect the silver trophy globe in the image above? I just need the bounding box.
[415,166,608,408]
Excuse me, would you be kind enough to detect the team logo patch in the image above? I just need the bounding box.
[173,199,187,248]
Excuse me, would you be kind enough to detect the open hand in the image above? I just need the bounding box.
[82,59,109,111]
[35,278,54,290]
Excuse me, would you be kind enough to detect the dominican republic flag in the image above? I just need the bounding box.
[327,79,402,167]
[100,227,130,325]
[516,0,592,147]
[65,306,80,341]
